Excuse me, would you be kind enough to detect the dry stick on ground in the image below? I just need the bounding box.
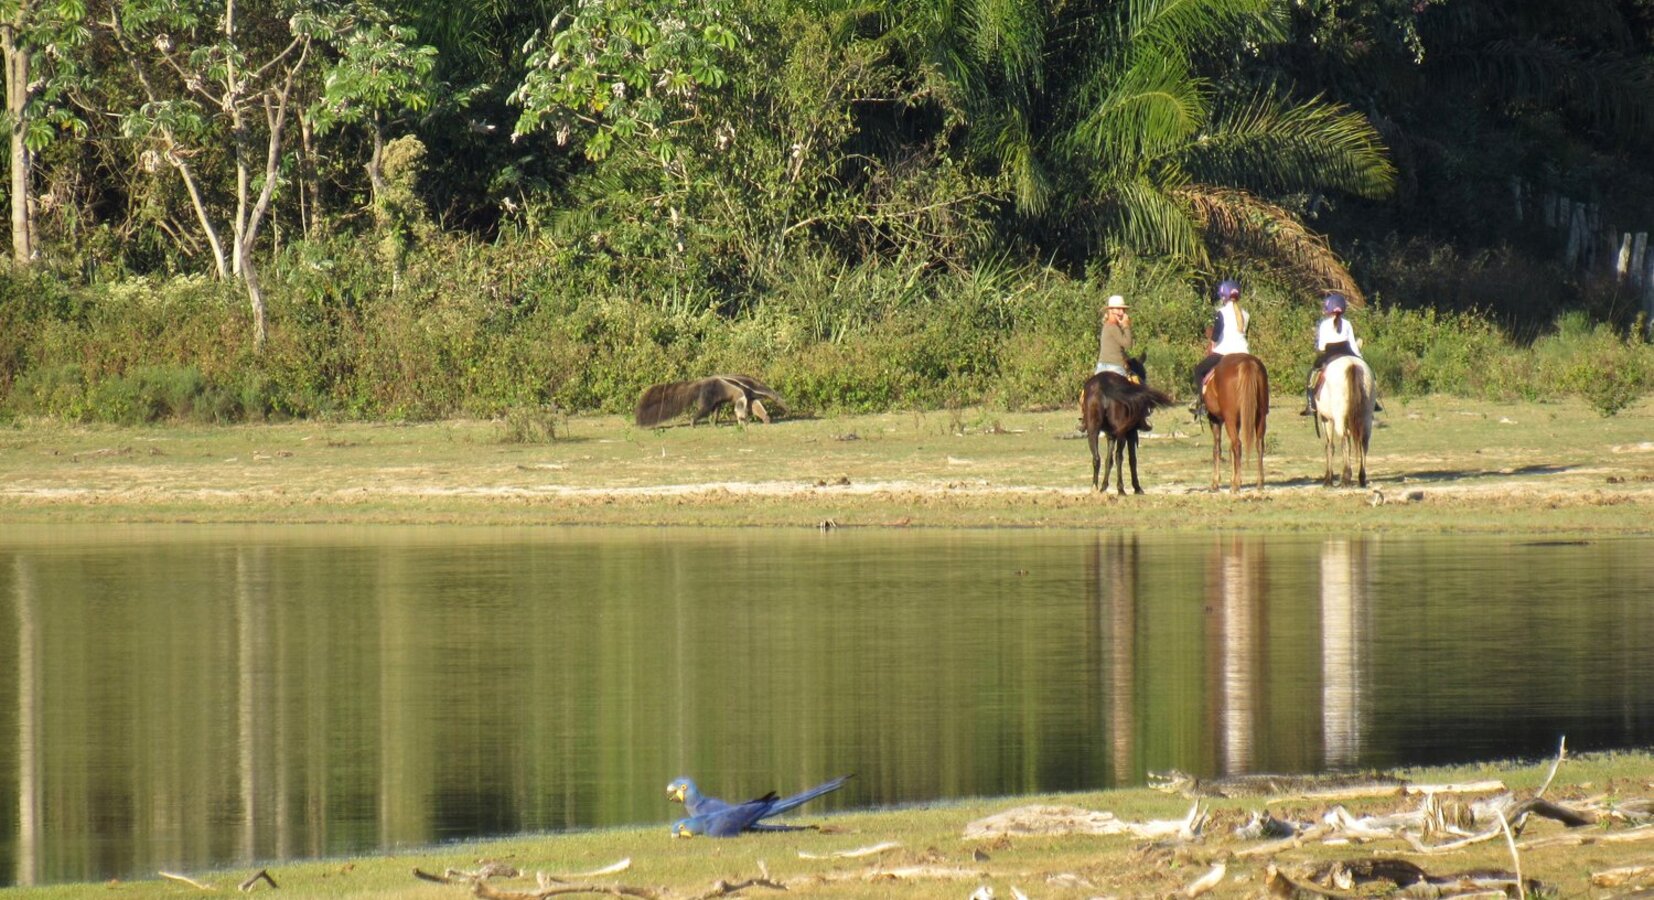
[1520,823,1654,850]
[1514,735,1568,836]
[1497,810,1526,900]
[238,868,278,891]
[471,879,662,899]
[1593,864,1654,888]
[159,871,214,890]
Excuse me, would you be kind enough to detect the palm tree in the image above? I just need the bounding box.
[893,0,1395,299]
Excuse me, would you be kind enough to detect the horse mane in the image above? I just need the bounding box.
[635,380,704,427]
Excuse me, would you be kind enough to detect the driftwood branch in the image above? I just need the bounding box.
[1593,863,1654,888]
[159,871,214,890]
[238,868,278,891]
[472,880,661,899]
[1498,810,1526,900]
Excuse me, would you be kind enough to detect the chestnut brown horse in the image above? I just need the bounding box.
[1081,372,1176,495]
[1200,353,1269,493]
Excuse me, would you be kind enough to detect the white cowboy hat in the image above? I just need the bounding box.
[1105,294,1129,310]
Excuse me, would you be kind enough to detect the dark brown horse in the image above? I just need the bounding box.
[1081,372,1176,495]
[1200,353,1269,493]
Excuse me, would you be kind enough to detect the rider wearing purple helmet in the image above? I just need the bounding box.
[1300,292,1366,415]
[1190,280,1248,418]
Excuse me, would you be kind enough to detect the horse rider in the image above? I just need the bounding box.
[1299,292,1379,415]
[1190,279,1248,418]
[1095,294,1134,378]
[1089,293,1152,429]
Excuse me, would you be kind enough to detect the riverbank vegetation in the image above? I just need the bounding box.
[6,750,1654,898]
[3,1,1654,426]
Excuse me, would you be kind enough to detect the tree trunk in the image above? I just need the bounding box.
[237,237,268,348]
[2,25,35,265]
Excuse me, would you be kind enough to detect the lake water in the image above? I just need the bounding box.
[2,525,1652,885]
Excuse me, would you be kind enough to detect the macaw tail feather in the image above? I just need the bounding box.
[769,774,854,815]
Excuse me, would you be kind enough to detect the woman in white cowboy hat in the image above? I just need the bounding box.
[1094,294,1134,378]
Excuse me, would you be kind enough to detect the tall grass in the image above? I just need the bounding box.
[1,236,1649,424]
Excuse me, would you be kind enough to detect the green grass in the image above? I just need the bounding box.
[7,750,1652,898]
[0,394,1650,533]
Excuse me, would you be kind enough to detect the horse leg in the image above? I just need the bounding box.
[1341,431,1354,486]
[1357,426,1369,487]
[1128,432,1144,494]
[1210,422,1222,491]
[1229,421,1243,494]
[1088,429,1101,491]
[1117,436,1130,495]
[1322,428,1335,487]
[1102,434,1116,494]
[1255,426,1266,492]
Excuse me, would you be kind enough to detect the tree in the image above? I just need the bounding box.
[0,0,89,266]
[311,15,436,207]
[105,0,328,346]
[508,0,744,165]
[890,0,1395,297]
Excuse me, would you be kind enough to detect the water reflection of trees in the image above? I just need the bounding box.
[1319,540,1370,768]
[1205,537,1267,776]
[6,532,1654,884]
[1087,535,1139,788]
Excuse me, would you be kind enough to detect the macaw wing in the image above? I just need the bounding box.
[683,794,733,817]
[701,793,781,837]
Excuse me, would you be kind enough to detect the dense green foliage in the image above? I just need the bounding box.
[1,0,1652,423]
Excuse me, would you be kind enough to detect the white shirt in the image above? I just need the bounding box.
[1212,302,1250,354]
[1317,316,1359,353]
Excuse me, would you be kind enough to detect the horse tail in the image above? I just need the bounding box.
[635,379,700,427]
[1140,385,1176,411]
[1346,361,1370,448]
[1080,374,1104,433]
[1237,357,1265,456]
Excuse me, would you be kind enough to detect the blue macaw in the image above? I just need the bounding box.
[671,793,798,838]
[665,774,852,836]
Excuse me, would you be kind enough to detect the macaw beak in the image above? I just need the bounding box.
[672,826,692,839]
[667,785,684,802]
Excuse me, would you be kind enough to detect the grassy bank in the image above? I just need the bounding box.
[1,394,1651,532]
[7,750,1653,898]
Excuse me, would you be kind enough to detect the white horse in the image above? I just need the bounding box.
[1315,355,1375,487]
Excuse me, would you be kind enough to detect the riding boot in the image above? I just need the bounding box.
[1298,385,1315,416]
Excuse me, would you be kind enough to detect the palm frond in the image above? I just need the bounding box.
[1177,185,1364,304]
[1178,94,1395,199]
[973,106,1051,216]
[969,0,1047,93]
[1102,177,1207,266]
[1465,39,1654,143]
[1126,0,1278,54]
[1069,48,1205,165]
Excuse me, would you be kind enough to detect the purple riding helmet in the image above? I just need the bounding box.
[1323,292,1348,314]
[1217,280,1241,301]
